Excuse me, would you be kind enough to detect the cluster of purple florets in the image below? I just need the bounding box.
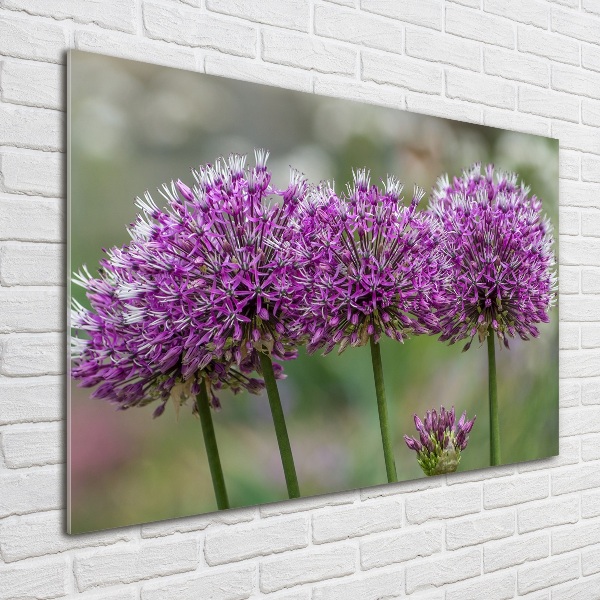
[71,153,556,421]
[404,406,476,476]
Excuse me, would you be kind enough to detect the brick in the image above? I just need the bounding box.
[207,0,310,32]
[0,13,66,63]
[446,511,514,550]
[446,5,514,48]
[263,29,356,75]
[0,242,63,285]
[0,288,62,334]
[484,0,548,28]
[560,406,600,436]
[552,9,600,45]
[312,499,402,543]
[0,104,62,151]
[0,60,63,110]
[260,545,356,593]
[75,539,199,591]
[553,64,600,100]
[205,55,312,93]
[0,466,60,518]
[405,548,481,594]
[406,29,480,71]
[518,87,578,122]
[144,3,257,58]
[553,464,600,494]
[485,47,549,87]
[446,572,515,600]
[483,109,548,137]
[553,122,600,154]
[406,485,481,524]
[74,591,136,600]
[582,99,600,128]
[141,507,256,538]
[582,155,600,183]
[447,70,515,109]
[583,0,600,15]
[141,566,254,600]
[1,333,64,376]
[583,325,600,348]
[553,578,600,600]
[0,511,132,562]
[484,532,548,573]
[582,490,600,518]
[518,496,578,533]
[4,0,136,33]
[0,556,68,600]
[560,350,600,378]
[552,521,600,554]
[315,76,403,109]
[360,478,442,500]
[205,516,308,565]
[560,323,579,350]
[559,380,581,407]
[563,238,600,266]
[562,297,600,321]
[314,5,403,53]
[1,422,62,467]
[0,376,62,424]
[582,434,600,460]
[484,474,548,508]
[559,266,579,295]
[360,526,442,569]
[312,570,403,600]
[582,268,600,293]
[1,150,63,197]
[583,44,600,73]
[518,554,579,594]
[583,546,600,575]
[582,379,600,405]
[362,52,442,93]
[517,26,579,65]
[74,31,197,71]
[408,94,481,124]
[260,491,355,517]
[0,195,63,242]
[561,181,600,209]
[560,152,580,182]
[561,206,580,237]
[361,0,443,30]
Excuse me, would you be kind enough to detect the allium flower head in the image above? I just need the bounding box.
[293,169,445,354]
[404,406,476,476]
[430,163,556,350]
[71,267,264,418]
[71,150,306,416]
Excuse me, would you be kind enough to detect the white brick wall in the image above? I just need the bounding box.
[0,1,599,598]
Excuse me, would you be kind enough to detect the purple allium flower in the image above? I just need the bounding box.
[71,150,306,416]
[429,163,557,350]
[404,406,476,476]
[71,266,265,418]
[292,169,446,354]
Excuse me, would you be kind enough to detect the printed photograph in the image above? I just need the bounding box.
[68,50,558,534]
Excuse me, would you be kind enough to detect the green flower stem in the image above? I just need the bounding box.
[369,336,398,483]
[196,380,229,510]
[487,334,501,466]
[259,351,301,499]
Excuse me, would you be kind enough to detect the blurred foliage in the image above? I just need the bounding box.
[69,51,558,534]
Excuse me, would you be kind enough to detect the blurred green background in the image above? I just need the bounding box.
[68,51,559,534]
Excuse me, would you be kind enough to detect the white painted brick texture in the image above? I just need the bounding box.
[0,1,599,599]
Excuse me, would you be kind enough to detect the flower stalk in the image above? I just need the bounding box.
[259,352,300,499]
[196,379,229,510]
[487,335,501,466]
[370,336,397,483]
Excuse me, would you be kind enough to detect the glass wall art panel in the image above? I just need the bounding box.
[68,50,558,533]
